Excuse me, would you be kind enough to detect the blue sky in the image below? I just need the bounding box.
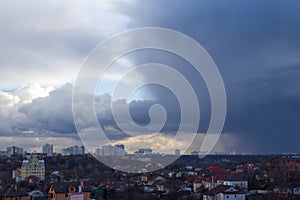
[0,0,300,154]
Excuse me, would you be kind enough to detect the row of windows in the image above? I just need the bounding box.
[25,170,45,173]
[25,172,44,175]
[23,169,45,171]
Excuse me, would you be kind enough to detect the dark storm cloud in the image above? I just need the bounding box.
[120,0,300,153]
[0,83,180,139]
[224,63,300,153]
[127,0,300,77]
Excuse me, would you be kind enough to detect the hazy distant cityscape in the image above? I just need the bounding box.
[0,144,255,159]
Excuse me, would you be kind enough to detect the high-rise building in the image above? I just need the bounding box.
[95,148,102,156]
[115,144,125,156]
[42,143,53,156]
[61,145,85,156]
[0,151,6,156]
[102,145,115,156]
[98,144,126,156]
[6,146,23,157]
[61,148,70,156]
[70,145,85,155]
[20,154,45,180]
[175,149,180,156]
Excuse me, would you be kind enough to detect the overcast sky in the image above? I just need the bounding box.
[0,0,300,154]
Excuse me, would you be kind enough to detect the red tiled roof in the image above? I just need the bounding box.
[204,185,232,196]
[185,175,197,183]
[204,174,226,183]
[194,176,205,183]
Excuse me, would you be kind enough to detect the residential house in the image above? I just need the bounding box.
[193,177,205,193]
[204,177,218,191]
[48,181,91,200]
[217,175,248,192]
[236,162,259,173]
[204,174,226,190]
[203,185,245,200]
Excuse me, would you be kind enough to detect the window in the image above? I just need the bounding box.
[65,194,68,198]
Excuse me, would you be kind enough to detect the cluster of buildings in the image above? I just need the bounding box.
[61,146,85,156]
[94,144,179,156]
[0,181,92,200]
[3,143,300,200]
[0,146,24,157]
[0,144,183,158]
[0,144,87,158]
[95,144,125,156]
[134,148,153,155]
[1,154,300,199]
[94,144,183,157]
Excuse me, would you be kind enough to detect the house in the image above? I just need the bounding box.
[48,181,91,200]
[203,174,226,190]
[204,177,218,190]
[236,162,259,173]
[29,190,47,198]
[217,175,248,192]
[193,176,205,193]
[293,186,300,195]
[273,183,300,196]
[147,175,166,185]
[0,185,30,200]
[203,185,245,200]
[146,175,167,192]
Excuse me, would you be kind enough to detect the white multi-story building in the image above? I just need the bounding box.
[70,145,85,155]
[217,178,248,192]
[96,144,125,156]
[42,143,53,156]
[102,145,115,156]
[62,145,85,156]
[61,148,70,156]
